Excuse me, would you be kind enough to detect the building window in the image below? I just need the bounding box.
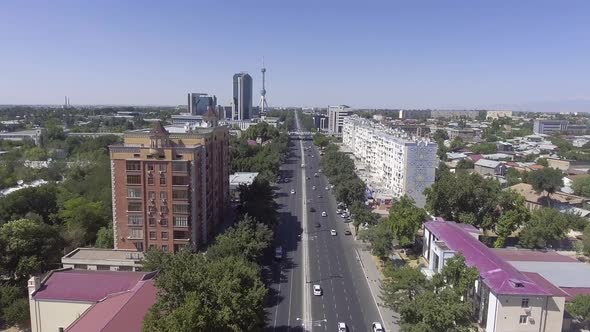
[149,231,157,240]
[128,228,144,239]
[128,202,142,212]
[127,187,142,198]
[126,161,141,171]
[149,191,156,200]
[134,242,144,252]
[173,230,189,240]
[519,315,527,324]
[119,266,132,272]
[173,216,188,227]
[162,245,168,252]
[160,218,168,226]
[147,163,154,171]
[160,176,167,186]
[127,175,141,184]
[128,215,143,225]
[149,244,156,250]
[172,161,188,172]
[160,164,167,172]
[147,176,154,185]
[149,217,156,227]
[96,265,111,271]
[73,264,87,269]
[173,189,189,200]
[160,191,167,200]
[161,232,168,240]
[521,298,529,308]
[172,176,189,186]
[173,204,189,214]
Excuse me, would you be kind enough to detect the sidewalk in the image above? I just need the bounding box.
[351,226,400,332]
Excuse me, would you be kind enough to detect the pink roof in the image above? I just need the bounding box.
[561,287,590,301]
[469,154,483,162]
[522,272,569,297]
[425,220,550,296]
[494,249,577,263]
[66,279,157,332]
[33,269,149,302]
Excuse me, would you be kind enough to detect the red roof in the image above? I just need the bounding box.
[494,249,577,263]
[561,287,590,301]
[33,269,149,302]
[522,272,569,297]
[66,279,157,332]
[469,154,483,162]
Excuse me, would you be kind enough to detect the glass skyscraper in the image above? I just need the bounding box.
[188,93,217,116]
[232,73,252,120]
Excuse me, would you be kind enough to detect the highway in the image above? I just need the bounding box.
[266,111,383,331]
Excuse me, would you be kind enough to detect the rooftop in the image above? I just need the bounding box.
[62,248,144,263]
[493,248,576,263]
[33,269,153,302]
[229,172,259,186]
[509,183,586,206]
[424,220,550,296]
[474,159,502,168]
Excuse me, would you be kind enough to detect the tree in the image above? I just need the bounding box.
[388,196,427,247]
[536,158,549,167]
[95,225,114,248]
[527,167,563,206]
[381,265,430,310]
[455,159,474,169]
[432,254,479,298]
[350,202,379,233]
[572,176,590,197]
[519,208,568,249]
[238,178,278,228]
[362,221,393,261]
[494,190,530,247]
[0,219,62,279]
[0,184,60,225]
[449,137,466,151]
[312,133,330,148]
[207,215,273,263]
[0,285,29,327]
[432,129,448,143]
[59,196,109,247]
[470,142,497,154]
[506,168,522,186]
[583,223,590,256]
[567,295,590,323]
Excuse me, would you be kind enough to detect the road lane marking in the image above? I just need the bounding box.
[298,115,312,331]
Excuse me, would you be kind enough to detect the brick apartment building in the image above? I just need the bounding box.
[109,110,229,252]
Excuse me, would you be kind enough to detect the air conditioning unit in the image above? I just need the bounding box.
[162,199,167,204]
[528,317,535,324]
[148,170,153,175]
[524,307,532,314]
[150,198,155,203]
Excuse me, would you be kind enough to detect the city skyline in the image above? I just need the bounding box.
[1,0,589,112]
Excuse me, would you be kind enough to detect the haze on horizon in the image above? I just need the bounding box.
[0,0,589,112]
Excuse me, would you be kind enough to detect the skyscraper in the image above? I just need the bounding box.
[232,73,253,120]
[187,93,217,116]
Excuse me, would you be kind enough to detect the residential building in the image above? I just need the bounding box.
[447,128,480,141]
[28,269,157,332]
[496,141,514,152]
[533,120,568,135]
[509,183,587,211]
[422,220,566,332]
[233,72,253,120]
[109,116,229,252]
[487,110,513,119]
[474,159,506,177]
[399,109,431,120]
[61,248,144,272]
[342,115,438,207]
[0,128,45,145]
[328,105,352,133]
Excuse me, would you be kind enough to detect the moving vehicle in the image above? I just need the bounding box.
[325,186,329,190]
[313,284,322,296]
[330,229,337,236]
[318,169,322,173]
[301,163,306,168]
[338,322,347,332]
[275,246,283,259]
[321,211,327,217]
[312,186,316,190]
[372,322,384,332]
[314,173,319,177]
[344,230,352,235]
[315,222,321,228]
[290,189,296,195]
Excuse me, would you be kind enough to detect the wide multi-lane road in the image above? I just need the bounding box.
[266,111,384,331]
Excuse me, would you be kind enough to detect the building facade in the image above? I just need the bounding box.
[533,120,568,135]
[109,118,229,252]
[487,110,513,120]
[61,248,144,272]
[328,105,352,133]
[312,114,329,130]
[342,116,438,207]
[233,72,253,120]
[187,93,217,116]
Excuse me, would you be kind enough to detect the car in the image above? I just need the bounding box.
[301,163,306,168]
[325,186,329,190]
[315,222,321,228]
[312,186,316,190]
[313,284,322,296]
[330,229,337,236]
[318,169,322,173]
[314,173,319,177]
[290,189,296,195]
[309,207,316,212]
[318,194,323,198]
[306,176,310,180]
[336,209,343,214]
[372,322,384,332]
[274,246,283,259]
[338,322,347,332]
[344,230,352,235]
[321,211,327,217]
[330,184,335,189]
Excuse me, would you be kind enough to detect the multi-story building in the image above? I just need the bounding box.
[109,111,229,253]
[187,93,217,116]
[486,110,513,119]
[533,120,568,135]
[312,114,329,130]
[342,116,438,207]
[328,105,352,133]
[233,72,253,120]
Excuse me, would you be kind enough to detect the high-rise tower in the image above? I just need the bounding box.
[232,73,253,120]
[259,58,268,114]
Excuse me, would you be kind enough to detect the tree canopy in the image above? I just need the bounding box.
[572,176,590,197]
[238,179,278,228]
[388,196,427,247]
[518,208,568,249]
[526,167,564,206]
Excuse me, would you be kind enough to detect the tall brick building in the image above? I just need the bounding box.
[109,111,229,252]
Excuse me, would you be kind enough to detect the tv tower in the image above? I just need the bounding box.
[259,57,268,114]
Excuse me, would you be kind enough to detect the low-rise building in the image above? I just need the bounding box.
[229,172,259,201]
[0,128,45,145]
[533,120,568,135]
[474,159,506,177]
[61,248,144,272]
[487,110,513,120]
[509,183,587,211]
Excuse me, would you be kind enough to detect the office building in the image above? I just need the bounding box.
[109,113,229,253]
[533,120,568,135]
[187,93,217,116]
[328,105,352,133]
[313,114,329,130]
[233,73,253,120]
[342,115,438,207]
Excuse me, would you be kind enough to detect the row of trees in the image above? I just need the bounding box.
[319,142,366,205]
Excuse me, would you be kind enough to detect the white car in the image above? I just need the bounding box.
[312,186,316,190]
[325,186,329,190]
[313,284,322,296]
[372,322,384,332]
[290,189,296,195]
[338,322,347,332]
[330,229,337,236]
[321,211,327,217]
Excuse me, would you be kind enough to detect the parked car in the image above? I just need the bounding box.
[275,246,283,259]
[344,230,352,235]
[372,322,384,332]
[315,222,321,228]
[310,207,316,212]
[312,186,316,190]
[338,322,347,332]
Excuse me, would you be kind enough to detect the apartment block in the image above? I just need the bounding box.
[342,115,438,207]
[109,113,229,253]
[328,105,352,133]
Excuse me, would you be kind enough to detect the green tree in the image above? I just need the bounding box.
[583,223,590,256]
[536,157,549,167]
[381,265,430,310]
[363,221,393,261]
[24,146,49,161]
[0,219,62,279]
[0,184,60,225]
[519,208,568,249]
[527,167,564,207]
[455,159,474,169]
[432,129,449,143]
[95,225,114,248]
[350,202,379,233]
[506,168,522,186]
[449,137,466,151]
[59,196,109,247]
[238,178,278,228]
[572,176,590,197]
[432,254,479,298]
[494,190,530,247]
[388,196,427,247]
[207,215,273,263]
[567,295,590,323]
[470,142,497,154]
[312,133,330,148]
[0,285,29,327]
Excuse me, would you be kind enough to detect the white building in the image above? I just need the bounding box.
[342,116,438,207]
[328,105,352,133]
[533,120,568,135]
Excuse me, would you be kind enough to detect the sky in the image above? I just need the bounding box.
[1,0,589,111]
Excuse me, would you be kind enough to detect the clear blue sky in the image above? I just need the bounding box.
[1,0,589,111]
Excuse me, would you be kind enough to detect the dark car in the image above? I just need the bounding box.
[309,207,316,212]
[344,230,352,235]
[315,222,321,228]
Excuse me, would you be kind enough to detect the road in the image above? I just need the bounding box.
[266,112,384,331]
